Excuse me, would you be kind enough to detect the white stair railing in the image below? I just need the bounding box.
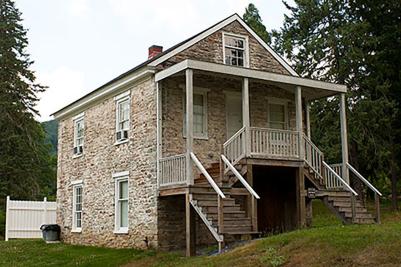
[221,155,259,199]
[190,152,226,199]
[223,126,246,167]
[303,134,324,179]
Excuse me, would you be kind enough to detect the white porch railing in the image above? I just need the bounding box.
[159,154,187,187]
[250,127,300,159]
[324,163,344,189]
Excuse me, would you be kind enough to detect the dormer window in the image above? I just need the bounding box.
[223,33,248,67]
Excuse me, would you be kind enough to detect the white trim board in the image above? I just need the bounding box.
[149,14,298,76]
[155,59,347,94]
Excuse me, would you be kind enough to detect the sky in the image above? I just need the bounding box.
[16,0,294,121]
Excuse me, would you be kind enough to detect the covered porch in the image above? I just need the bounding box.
[154,59,358,256]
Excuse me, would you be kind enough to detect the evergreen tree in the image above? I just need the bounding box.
[243,3,271,44]
[272,0,401,209]
[0,0,55,213]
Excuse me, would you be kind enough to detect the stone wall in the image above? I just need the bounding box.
[56,77,158,249]
[160,20,291,75]
[161,74,299,167]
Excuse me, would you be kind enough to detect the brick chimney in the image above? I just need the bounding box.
[148,45,163,59]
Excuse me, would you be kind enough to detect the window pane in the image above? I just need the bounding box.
[76,212,81,228]
[269,104,286,129]
[119,180,128,199]
[120,200,128,227]
[183,93,206,135]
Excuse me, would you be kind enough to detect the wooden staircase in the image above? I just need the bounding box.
[191,163,258,244]
[304,165,376,224]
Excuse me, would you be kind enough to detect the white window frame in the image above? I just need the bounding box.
[267,98,289,130]
[73,113,84,156]
[182,88,209,140]
[115,91,130,144]
[72,183,83,233]
[113,171,129,234]
[222,32,249,68]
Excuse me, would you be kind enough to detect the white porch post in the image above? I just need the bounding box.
[186,69,194,185]
[156,82,162,188]
[242,78,251,156]
[306,101,311,138]
[340,93,349,183]
[295,86,304,159]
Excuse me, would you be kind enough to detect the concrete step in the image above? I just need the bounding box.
[353,217,376,224]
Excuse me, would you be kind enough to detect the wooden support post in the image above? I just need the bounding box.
[219,144,224,186]
[246,164,257,231]
[375,193,381,224]
[340,93,349,183]
[242,78,251,157]
[185,193,196,257]
[296,167,306,227]
[305,198,313,227]
[218,195,224,234]
[306,101,311,138]
[186,69,194,185]
[156,82,162,188]
[295,86,304,159]
[351,194,356,223]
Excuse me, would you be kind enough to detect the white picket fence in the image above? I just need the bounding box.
[5,196,57,241]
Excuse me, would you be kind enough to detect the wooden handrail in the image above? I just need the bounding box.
[347,163,382,196]
[190,152,226,199]
[323,162,358,196]
[221,155,260,199]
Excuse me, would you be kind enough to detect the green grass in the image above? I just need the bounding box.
[1,201,401,267]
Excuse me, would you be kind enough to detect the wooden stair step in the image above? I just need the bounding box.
[353,218,376,224]
[203,206,242,213]
[195,199,236,207]
[343,212,373,219]
[220,225,253,232]
[206,210,246,217]
[338,207,367,213]
[330,201,364,208]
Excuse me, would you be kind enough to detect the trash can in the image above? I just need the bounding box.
[40,224,60,242]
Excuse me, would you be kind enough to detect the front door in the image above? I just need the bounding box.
[225,92,243,138]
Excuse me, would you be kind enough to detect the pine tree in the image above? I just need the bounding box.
[0,0,55,216]
[272,0,401,209]
[243,3,271,44]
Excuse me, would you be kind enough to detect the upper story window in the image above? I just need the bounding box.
[223,33,248,67]
[73,114,84,155]
[72,184,83,232]
[183,90,208,139]
[115,92,130,143]
[268,99,288,130]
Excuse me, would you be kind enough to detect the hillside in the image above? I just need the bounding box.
[1,201,400,266]
[41,119,58,155]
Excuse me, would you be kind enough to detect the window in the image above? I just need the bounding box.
[268,101,288,130]
[116,96,130,142]
[72,184,83,232]
[223,33,248,67]
[73,116,84,155]
[183,91,208,139]
[115,177,128,233]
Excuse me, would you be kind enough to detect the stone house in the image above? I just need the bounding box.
[53,14,382,256]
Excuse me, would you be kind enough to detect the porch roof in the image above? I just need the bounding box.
[155,59,347,101]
